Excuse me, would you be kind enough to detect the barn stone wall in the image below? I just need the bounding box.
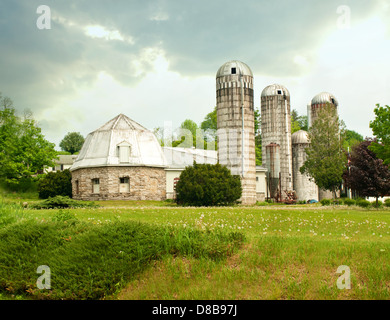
[71,166,166,201]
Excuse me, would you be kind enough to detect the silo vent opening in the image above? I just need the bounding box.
[277,90,282,95]
[231,67,236,74]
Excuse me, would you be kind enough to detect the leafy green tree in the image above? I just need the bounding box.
[291,109,301,134]
[201,106,217,143]
[343,138,390,205]
[291,109,308,133]
[37,169,72,199]
[175,162,242,206]
[0,94,57,184]
[300,103,347,199]
[59,132,85,154]
[369,104,390,164]
[254,108,262,165]
[343,129,364,151]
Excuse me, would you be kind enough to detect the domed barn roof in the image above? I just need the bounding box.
[70,114,167,171]
[311,92,338,107]
[261,84,290,97]
[216,60,253,78]
[291,130,309,144]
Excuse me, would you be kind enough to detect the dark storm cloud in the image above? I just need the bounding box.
[0,0,380,93]
[0,0,387,145]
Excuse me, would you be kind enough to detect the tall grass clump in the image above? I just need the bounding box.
[0,220,245,300]
[0,201,24,227]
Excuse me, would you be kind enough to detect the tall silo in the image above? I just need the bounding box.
[261,84,293,197]
[310,92,338,126]
[310,92,340,200]
[216,60,256,205]
[291,130,318,202]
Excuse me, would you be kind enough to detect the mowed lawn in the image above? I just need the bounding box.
[23,202,390,300]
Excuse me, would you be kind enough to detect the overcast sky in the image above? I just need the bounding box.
[0,0,389,149]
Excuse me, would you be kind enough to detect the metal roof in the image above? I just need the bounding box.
[291,130,309,144]
[163,147,217,168]
[261,84,290,97]
[216,60,253,78]
[70,114,167,171]
[311,92,339,107]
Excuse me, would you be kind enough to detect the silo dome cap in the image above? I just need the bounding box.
[292,130,309,144]
[311,92,338,107]
[261,84,290,97]
[216,60,253,78]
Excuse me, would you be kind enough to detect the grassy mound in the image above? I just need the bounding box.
[0,213,245,300]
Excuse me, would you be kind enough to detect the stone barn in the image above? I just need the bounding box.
[70,114,167,201]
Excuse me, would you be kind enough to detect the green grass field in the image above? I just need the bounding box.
[1,197,390,300]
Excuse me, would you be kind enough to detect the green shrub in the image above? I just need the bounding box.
[37,169,72,199]
[52,209,78,224]
[320,199,331,206]
[385,199,390,207]
[356,199,371,208]
[175,163,242,206]
[332,199,343,205]
[0,177,39,194]
[29,195,98,209]
[343,198,356,206]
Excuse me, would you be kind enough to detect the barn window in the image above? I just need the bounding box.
[119,177,130,193]
[75,180,79,194]
[277,90,282,95]
[92,178,100,194]
[231,67,236,74]
[117,142,131,163]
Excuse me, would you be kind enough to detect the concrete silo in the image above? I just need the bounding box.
[261,84,293,199]
[216,60,256,205]
[291,130,318,202]
[310,92,339,200]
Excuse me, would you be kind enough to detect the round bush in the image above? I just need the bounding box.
[384,199,390,207]
[343,198,356,206]
[320,199,331,206]
[175,163,242,206]
[356,199,371,208]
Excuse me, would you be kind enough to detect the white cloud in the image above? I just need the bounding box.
[150,12,169,21]
[48,49,215,147]
[84,25,130,42]
[53,15,134,44]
